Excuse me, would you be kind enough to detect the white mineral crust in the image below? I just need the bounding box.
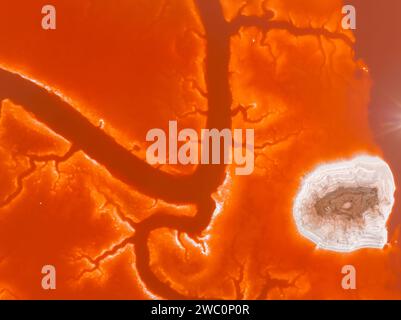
[293,155,396,252]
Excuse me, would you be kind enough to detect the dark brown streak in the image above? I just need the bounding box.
[0,69,197,204]
[133,0,233,299]
[229,14,354,47]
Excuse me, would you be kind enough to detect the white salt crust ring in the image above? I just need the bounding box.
[293,155,396,252]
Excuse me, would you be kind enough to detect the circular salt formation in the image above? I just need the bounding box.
[293,155,396,252]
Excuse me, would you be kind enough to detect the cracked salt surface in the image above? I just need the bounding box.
[293,155,396,252]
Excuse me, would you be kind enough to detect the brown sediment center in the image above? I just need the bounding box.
[314,187,379,221]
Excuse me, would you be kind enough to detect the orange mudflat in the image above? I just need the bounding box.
[0,0,400,300]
